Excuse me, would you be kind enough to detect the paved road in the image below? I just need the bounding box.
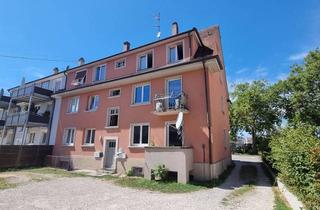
[0,155,274,210]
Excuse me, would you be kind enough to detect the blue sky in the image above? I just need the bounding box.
[0,0,319,94]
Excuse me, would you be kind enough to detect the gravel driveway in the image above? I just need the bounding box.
[0,155,274,210]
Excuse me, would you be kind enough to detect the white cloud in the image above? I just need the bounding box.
[288,52,307,61]
[236,67,249,74]
[255,66,268,77]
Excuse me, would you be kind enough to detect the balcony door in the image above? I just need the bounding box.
[166,77,182,109]
[166,122,183,147]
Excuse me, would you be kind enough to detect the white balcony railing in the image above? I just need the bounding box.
[153,91,188,115]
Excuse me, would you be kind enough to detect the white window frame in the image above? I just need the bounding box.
[106,107,120,128]
[93,65,106,82]
[74,70,87,85]
[108,88,121,98]
[87,95,100,111]
[114,58,126,69]
[63,128,76,146]
[136,50,154,71]
[166,41,184,64]
[84,128,95,145]
[28,132,36,144]
[67,96,80,113]
[132,82,151,105]
[130,123,150,147]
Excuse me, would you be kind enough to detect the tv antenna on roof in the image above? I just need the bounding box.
[154,13,161,39]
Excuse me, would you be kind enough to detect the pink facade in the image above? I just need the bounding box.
[50,24,231,181]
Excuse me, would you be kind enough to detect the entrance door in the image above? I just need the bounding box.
[166,122,183,146]
[105,140,116,168]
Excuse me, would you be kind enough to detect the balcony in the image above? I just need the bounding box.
[0,95,10,109]
[5,112,50,127]
[152,91,189,116]
[10,86,52,102]
[144,146,193,183]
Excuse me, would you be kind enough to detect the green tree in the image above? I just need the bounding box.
[277,49,320,126]
[230,80,281,151]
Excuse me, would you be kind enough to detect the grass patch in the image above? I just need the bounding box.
[0,177,17,190]
[114,177,206,193]
[273,187,292,210]
[222,183,255,205]
[24,167,87,177]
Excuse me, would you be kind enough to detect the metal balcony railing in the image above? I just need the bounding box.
[10,85,52,99]
[5,112,50,126]
[153,91,188,113]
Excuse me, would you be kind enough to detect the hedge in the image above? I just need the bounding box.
[270,124,320,210]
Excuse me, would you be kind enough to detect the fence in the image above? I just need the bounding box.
[0,145,53,168]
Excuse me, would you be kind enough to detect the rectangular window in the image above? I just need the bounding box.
[41,132,47,144]
[68,97,79,113]
[84,129,95,145]
[168,43,183,64]
[28,133,35,144]
[106,107,119,128]
[133,83,150,104]
[63,128,75,145]
[138,52,153,71]
[73,70,86,85]
[131,124,149,146]
[41,81,50,89]
[94,65,106,81]
[87,95,100,111]
[115,59,126,69]
[109,88,121,98]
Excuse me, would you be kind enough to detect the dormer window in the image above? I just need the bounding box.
[115,59,126,69]
[72,70,86,86]
[138,52,153,71]
[94,65,106,82]
[168,42,183,64]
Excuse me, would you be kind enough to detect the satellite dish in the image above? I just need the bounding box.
[176,112,183,130]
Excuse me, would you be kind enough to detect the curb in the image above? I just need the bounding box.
[261,162,304,210]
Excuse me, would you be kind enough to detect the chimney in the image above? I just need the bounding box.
[78,57,85,66]
[53,67,59,74]
[21,77,25,86]
[171,22,179,35]
[123,41,130,52]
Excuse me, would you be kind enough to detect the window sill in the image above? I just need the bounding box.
[130,102,151,107]
[128,145,148,149]
[108,95,121,99]
[84,109,98,113]
[66,112,78,115]
[62,144,74,147]
[81,144,95,147]
[105,126,119,129]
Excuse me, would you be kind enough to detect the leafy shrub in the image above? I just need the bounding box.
[153,164,168,181]
[270,124,320,209]
[127,168,134,177]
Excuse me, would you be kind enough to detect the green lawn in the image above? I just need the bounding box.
[0,163,235,193]
[113,177,206,193]
[273,187,292,210]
